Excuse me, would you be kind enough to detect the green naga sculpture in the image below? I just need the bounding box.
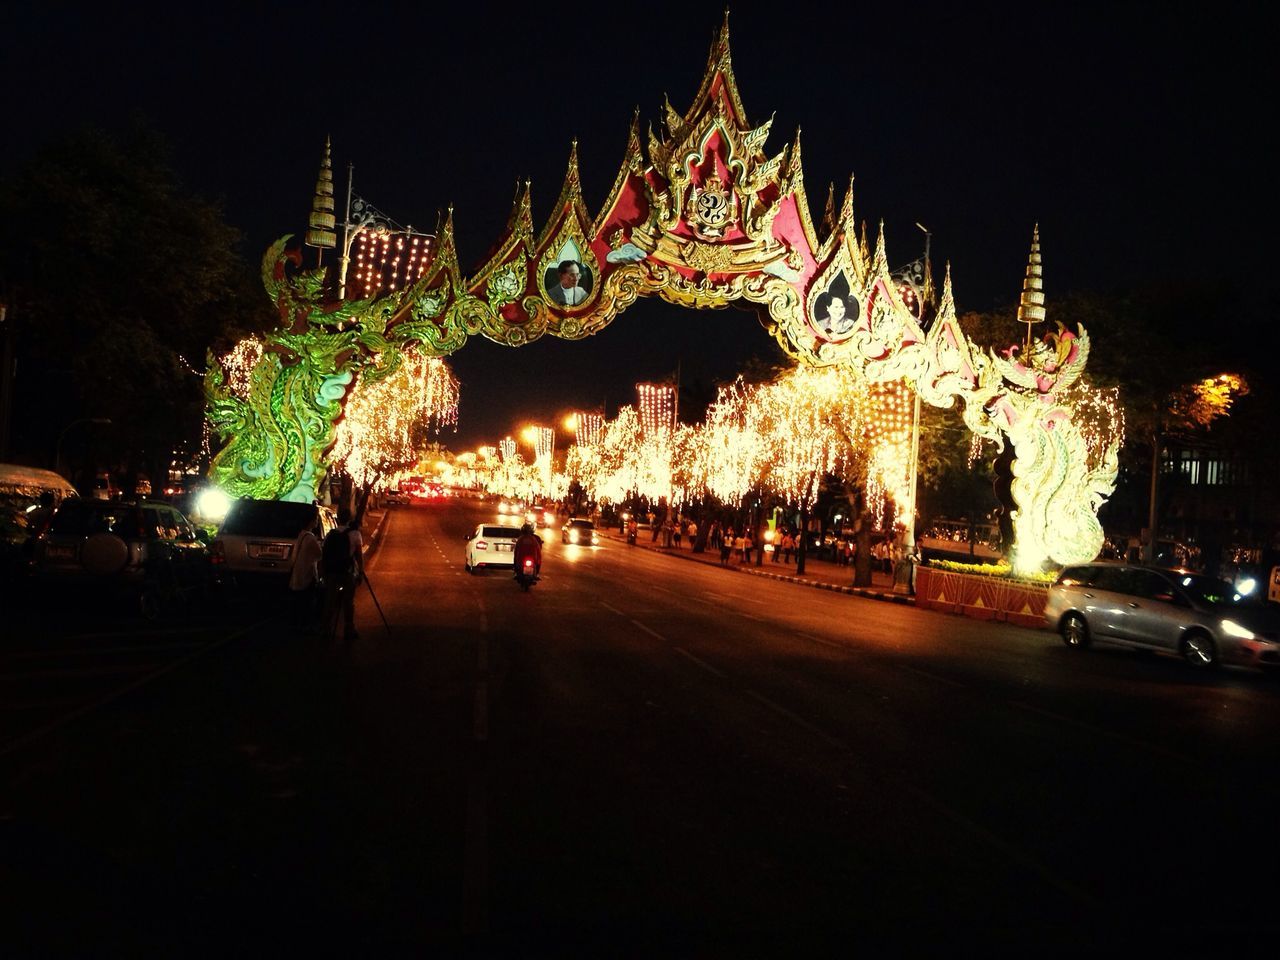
[206,236,454,503]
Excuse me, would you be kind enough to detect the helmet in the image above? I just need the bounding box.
[521,523,534,535]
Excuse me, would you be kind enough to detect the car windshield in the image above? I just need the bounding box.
[47,501,137,536]
[220,500,316,538]
[567,520,593,529]
[1175,573,1258,608]
[481,526,522,539]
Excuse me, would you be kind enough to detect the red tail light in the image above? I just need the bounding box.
[476,540,488,550]
[523,558,535,570]
[210,540,225,565]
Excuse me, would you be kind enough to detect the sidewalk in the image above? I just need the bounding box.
[601,528,913,605]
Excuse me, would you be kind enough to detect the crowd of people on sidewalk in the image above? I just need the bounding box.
[618,507,919,594]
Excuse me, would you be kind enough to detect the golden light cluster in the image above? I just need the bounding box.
[352,232,432,298]
[221,336,265,400]
[1171,372,1249,430]
[637,383,677,435]
[328,349,460,489]
[573,412,604,447]
[471,369,918,520]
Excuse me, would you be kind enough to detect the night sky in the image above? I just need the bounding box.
[6,2,1266,449]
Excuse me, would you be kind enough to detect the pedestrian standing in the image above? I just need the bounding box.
[322,508,364,649]
[719,531,732,565]
[290,520,323,634]
[781,530,794,564]
[742,532,754,564]
[672,518,682,549]
[686,519,698,551]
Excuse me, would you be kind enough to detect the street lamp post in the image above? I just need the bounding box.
[335,165,435,302]
[55,417,111,481]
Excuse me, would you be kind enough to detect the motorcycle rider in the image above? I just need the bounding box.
[513,522,543,580]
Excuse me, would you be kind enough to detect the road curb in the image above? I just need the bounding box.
[606,533,914,606]
[364,509,391,559]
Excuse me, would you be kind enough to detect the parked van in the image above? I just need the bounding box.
[0,465,78,542]
[0,463,80,570]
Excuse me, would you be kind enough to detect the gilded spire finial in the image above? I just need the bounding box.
[1017,224,1045,353]
[304,136,336,253]
[822,183,836,237]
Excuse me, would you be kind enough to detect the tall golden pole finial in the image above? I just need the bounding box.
[305,136,337,259]
[1017,224,1045,355]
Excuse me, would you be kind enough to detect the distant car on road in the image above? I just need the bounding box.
[33,498,210,618]
[561,518,599,546]
[210,499,336,588]
[1045,562,1280,670]
[465,523,523,573]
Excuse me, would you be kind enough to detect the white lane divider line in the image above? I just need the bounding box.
[897,664,967,688]
[474,598,489,741]
[600,601,627,617]
[1006,700,1191,764]
[673,646,726,679]
[628,619,666,642]
[744,689,849,752]
[902,783,1098,908]
[796,632,853,652]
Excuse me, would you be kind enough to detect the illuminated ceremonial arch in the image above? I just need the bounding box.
[206,16,1120,569]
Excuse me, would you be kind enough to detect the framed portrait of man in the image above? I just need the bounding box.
[543,259,594,308]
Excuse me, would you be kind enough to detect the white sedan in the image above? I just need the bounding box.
[464,523,523,572]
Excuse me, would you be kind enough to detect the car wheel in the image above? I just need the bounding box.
[1060,613,1091,649]
[464,561,472,573]
[1181,631,1218,669]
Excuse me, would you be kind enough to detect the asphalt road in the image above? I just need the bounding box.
[4,499,1278,955]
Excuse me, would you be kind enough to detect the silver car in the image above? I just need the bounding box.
[1045,562,1280,669]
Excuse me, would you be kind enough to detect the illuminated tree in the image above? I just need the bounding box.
[328,349,459,502]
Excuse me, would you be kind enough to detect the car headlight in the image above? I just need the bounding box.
[569,531,579,543]
[1220,619,1257,641]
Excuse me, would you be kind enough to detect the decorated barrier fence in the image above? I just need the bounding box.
[914,565,1049,629]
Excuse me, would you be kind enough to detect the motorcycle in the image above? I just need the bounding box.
[515,556,539,592]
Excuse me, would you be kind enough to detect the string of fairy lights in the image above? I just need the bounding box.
[351,232,434,299]
[327,349,459,488]
[573,412,604,447]
[637,383,677,434]
[220,336,266,400]
[457,368,917,523]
